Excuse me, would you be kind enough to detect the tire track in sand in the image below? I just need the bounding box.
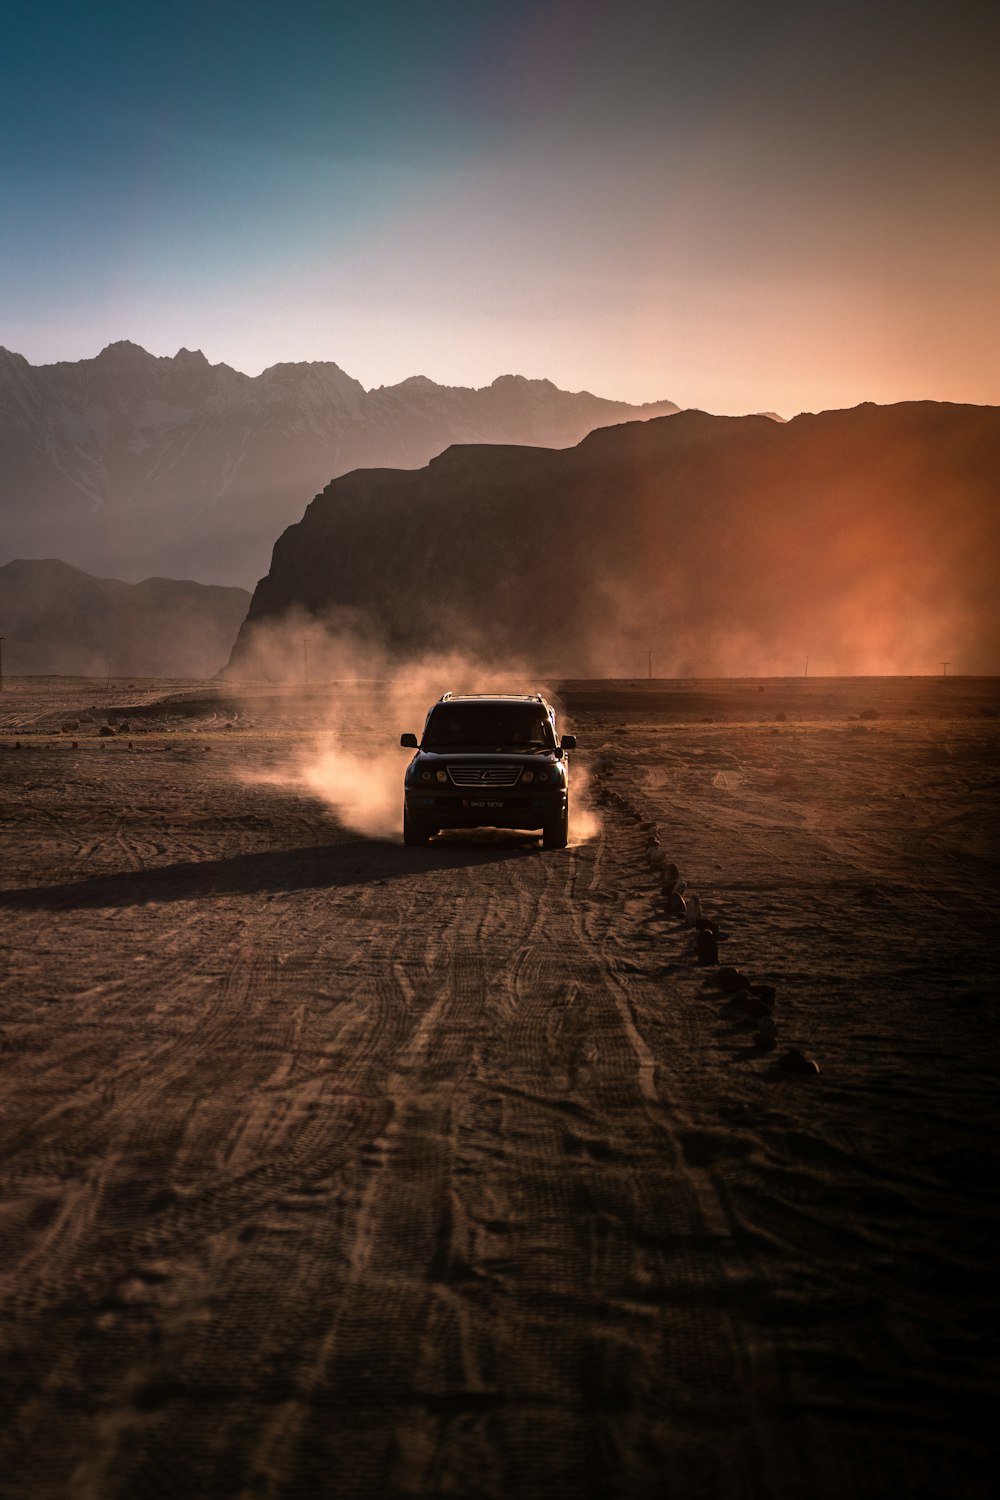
[6,806,807,1500]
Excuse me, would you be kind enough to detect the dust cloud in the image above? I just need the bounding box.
[233,611,599,845]
[579,539,998,681]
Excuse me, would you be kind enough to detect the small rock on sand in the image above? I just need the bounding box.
[696,928,719,965]
[732,994,773,1019]
[779,1047,820,1076]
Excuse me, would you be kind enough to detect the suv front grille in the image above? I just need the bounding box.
[447,765,522,787]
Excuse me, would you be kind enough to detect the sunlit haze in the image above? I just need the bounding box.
[4,0,998,415]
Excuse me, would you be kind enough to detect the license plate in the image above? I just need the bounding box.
[467,799,504,808]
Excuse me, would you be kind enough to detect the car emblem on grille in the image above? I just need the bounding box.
[447,765,521,787]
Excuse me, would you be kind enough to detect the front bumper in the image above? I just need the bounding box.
[404,787,566,831]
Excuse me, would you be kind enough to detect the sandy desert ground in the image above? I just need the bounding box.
[1,674,998,1499]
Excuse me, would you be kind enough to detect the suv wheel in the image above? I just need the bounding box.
[542,803,569,850]
[403,806,433,847]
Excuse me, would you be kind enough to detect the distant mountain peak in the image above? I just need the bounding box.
[256,360,366,401]
[259,358,354,377]
[4,555,92,578]
[490,373,558,392]
[95,340,156,363]
[0,343,680,587]
[391,375,440,391]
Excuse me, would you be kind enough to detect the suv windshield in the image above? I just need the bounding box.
[423,703,555,751]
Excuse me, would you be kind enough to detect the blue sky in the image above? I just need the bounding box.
[3,0,998,413]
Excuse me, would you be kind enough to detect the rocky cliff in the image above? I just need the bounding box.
[228,402,1000,678]
[0,342,678,588]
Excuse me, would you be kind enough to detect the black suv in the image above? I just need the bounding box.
[399,693,576,848]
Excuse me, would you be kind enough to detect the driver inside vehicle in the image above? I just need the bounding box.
[513,715,548,744]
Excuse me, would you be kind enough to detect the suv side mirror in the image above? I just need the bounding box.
[400,732,418,748]
[559,734,577,750]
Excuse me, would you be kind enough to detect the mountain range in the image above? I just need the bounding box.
[0,559,250,679]
[0,342,678,588]
[228,401,1000,679]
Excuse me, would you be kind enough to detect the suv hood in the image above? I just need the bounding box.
[414,749,559,762]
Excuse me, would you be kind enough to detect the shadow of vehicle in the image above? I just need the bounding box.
[0,834,540,912]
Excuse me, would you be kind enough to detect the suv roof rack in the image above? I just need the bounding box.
[435,692,549,703]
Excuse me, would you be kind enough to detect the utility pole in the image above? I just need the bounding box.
[647,650,652,681]
[804,656,810,678]
[941,661,950,676]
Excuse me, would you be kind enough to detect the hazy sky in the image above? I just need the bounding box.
[3,0,998,414]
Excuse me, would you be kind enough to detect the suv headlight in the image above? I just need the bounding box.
[436,769,448,783]
[522,769,534,783]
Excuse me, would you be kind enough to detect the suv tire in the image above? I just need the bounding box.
[403,806,433,847]
[542,803,569,850]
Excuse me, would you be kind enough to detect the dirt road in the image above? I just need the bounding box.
[1,679,997,1498]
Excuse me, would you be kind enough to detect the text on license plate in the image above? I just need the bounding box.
[466,798,504,808]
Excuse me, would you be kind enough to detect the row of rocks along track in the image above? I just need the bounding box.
[1,688,998,1499]
[592,763,820,1077]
